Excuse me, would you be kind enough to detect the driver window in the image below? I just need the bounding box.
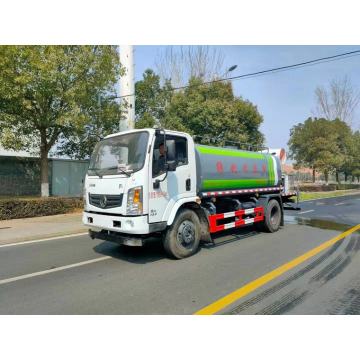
[152,135,188,177]
[152,136,166,177]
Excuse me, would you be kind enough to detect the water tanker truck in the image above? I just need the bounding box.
[83,128,294,259]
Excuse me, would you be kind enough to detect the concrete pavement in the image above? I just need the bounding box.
[0,212,85,246]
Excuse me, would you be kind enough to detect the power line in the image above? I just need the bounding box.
[116,49,360,99]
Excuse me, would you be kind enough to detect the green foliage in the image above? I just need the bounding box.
[0,46,122,195]
[135,112,156,129]
[299,184,338,192]
[163,78,264,147]
[349,131,360,179]
[135,73,265,148]
[135,69,172,129]
[288,118,349,181]
[0,197,83,220]
[57,96,121,159]
[331,119,354,179]
[0,45,122,159]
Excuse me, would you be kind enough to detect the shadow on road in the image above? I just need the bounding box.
[93,239,167,264]
[203,227,260,250]
[93,226,261,262]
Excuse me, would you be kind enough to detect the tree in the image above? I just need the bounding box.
[0,46,122,196]
[134,69,172,129]
[56,96,121,160]
[161,78,264,148]
[349,131,360,182]
[155,46,225,87]
[331,118,354,182]
[314,76,360,127]
[288,118,345,183]
[134,70,264,149]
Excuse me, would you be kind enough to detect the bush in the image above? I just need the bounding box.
[336,183,360,190]
[0,197,83,220]
[299,184,336,192]
[299,183,360,192]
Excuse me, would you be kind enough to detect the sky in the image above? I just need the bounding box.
[134,45,360,149]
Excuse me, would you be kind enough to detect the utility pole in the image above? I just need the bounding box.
[119,45,135,131]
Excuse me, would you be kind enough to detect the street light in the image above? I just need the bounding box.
[224,64,237,78]
[216,65,237,80]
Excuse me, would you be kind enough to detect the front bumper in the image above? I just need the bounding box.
[83,211,167,235]
[88,229,145,246]
[83,211,149,234]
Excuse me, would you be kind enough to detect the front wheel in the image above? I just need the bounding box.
[163,209,201,259]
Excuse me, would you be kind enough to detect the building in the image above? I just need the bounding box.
[0,147,89,197]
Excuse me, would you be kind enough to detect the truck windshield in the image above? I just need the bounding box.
[88,131,149,176]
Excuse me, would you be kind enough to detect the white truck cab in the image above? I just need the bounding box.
[83,128,199,251]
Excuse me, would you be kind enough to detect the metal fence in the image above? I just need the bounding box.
[0,156,89,197]
[50,159,89,197]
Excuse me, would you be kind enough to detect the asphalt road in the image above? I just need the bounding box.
[0,193,359,314]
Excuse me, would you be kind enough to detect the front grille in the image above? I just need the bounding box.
[89,193,123,209]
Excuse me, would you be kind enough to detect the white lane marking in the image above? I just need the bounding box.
[334,202,346,206]
[0,256,111,286]
[0,232,88,249]
[298,209,315,214]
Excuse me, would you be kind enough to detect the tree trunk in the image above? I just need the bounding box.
[40,131,49,197]
[324,170,329,184]
[336,171,339,183]
[312,168,316,183]
[345,173,348,182]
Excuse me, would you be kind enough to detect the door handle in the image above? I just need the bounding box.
[186,178,191,191]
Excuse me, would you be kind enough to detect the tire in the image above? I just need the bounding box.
[163,209,201,259]
[262,199,282,233]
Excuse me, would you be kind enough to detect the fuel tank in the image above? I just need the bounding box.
[195,144,282,192]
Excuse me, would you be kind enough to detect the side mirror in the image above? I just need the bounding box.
[166,160,177,172]
[166,139,176,161]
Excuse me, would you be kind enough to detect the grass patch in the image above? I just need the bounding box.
[299,189,360,201]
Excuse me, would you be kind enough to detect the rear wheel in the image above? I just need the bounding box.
[262,199,282,233]
[163,209,201,259]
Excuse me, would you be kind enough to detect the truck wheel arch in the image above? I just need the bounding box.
[165,199,212,243]
[165,197,200,226]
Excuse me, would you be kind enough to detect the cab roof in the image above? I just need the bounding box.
[105,128,190,139]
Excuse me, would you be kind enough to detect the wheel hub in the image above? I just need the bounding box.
[177,220,195,248]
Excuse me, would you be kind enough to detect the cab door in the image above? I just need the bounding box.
[148,134,193,223]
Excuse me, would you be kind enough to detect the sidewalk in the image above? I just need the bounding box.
[0,212,86,246]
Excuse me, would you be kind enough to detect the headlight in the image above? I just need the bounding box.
[127,186,143,215]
